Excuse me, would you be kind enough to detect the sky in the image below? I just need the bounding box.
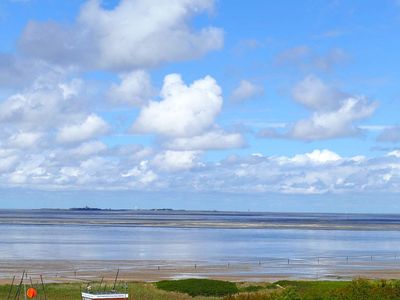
[0,0,400,212]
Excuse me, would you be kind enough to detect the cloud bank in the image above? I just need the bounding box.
[19,0,224,71]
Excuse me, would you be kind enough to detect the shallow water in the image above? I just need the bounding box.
[1,223,400,262]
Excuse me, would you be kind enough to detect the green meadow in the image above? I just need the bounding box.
[2,278,400,300]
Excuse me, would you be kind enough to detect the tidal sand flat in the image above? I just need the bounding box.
[2,210,400,282]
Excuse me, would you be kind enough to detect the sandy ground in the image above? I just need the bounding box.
[2,259,400,284]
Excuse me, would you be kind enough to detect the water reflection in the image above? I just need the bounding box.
[1,225,400,262]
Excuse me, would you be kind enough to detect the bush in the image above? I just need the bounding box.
[329,279,400,300]
[156,278,239,297]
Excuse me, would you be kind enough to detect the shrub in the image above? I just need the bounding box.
[156,278,239,297]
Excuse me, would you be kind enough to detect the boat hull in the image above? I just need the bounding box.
[81,292,129,300]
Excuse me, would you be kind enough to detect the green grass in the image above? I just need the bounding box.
[0,282,220,300]
[2,279,400,300]
[275,280,350,296]
[239,285,264,292]
[0,283,81,300]
[156,278,239,297]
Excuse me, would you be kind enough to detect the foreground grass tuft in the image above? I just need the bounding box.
[156,278,239,297]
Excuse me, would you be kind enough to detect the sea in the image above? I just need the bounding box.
[1,209,400,262]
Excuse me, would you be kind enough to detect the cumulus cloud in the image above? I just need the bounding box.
[0,143,400,195]
[0,77,85,130]
[165,130,245,150]
[131,73,244,150]
[132,73,222,137]
[108,70,155,106]
[259,75,377,141]
[290,96,377,140]
[231,80,264,102]
[152,150,200,172]
[121,161,158,186]
[56,114,109,144]
[292,75,345,111]
[192,149,398,194]
[290,149,341,164]
[18,0,224,71]
[0,75,100,159]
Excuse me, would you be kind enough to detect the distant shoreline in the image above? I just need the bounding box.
[4,207,400,216]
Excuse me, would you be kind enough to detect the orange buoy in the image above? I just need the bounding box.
[26,287,38,298]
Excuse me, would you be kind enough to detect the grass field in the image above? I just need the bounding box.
[2,278,400,300]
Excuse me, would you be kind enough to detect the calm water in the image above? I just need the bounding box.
[1,224,400,262]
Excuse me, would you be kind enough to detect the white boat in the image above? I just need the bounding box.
[81,292,129,300]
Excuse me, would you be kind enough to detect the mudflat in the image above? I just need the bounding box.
[2,259,400,284]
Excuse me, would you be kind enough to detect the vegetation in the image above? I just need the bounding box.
[156,278,239,297]
[239,285,265,293]
[0,282,221,300]
[2,278,400,299]
[224,279,400,300]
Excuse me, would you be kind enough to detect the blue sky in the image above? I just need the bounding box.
[0,0,400,212]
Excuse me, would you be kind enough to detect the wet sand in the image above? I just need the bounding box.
[3,210,400,284]
[2,259,400,284]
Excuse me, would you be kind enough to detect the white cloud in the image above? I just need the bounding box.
[290,96,377,140]
[259,75,378,141]
[152,150,200,172]
[292,75,344,111]
[0,77,86,130]
[108,70,154,106]
[7,131,42,149]
[69,140,107,157]
[290,149,341,164]
[132,73,222,137]
[122,161,158,185]
[56,114,109,144]
[8,155,48,185]
[0,142,400,195]
[195,149,400,194]
[19,0,223,71]
[0,155,19,173]
[388,150,400,158]
[59,79,83,100]
[165,130,244,150]
[0,54,58,88]
[231,80,263,102]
